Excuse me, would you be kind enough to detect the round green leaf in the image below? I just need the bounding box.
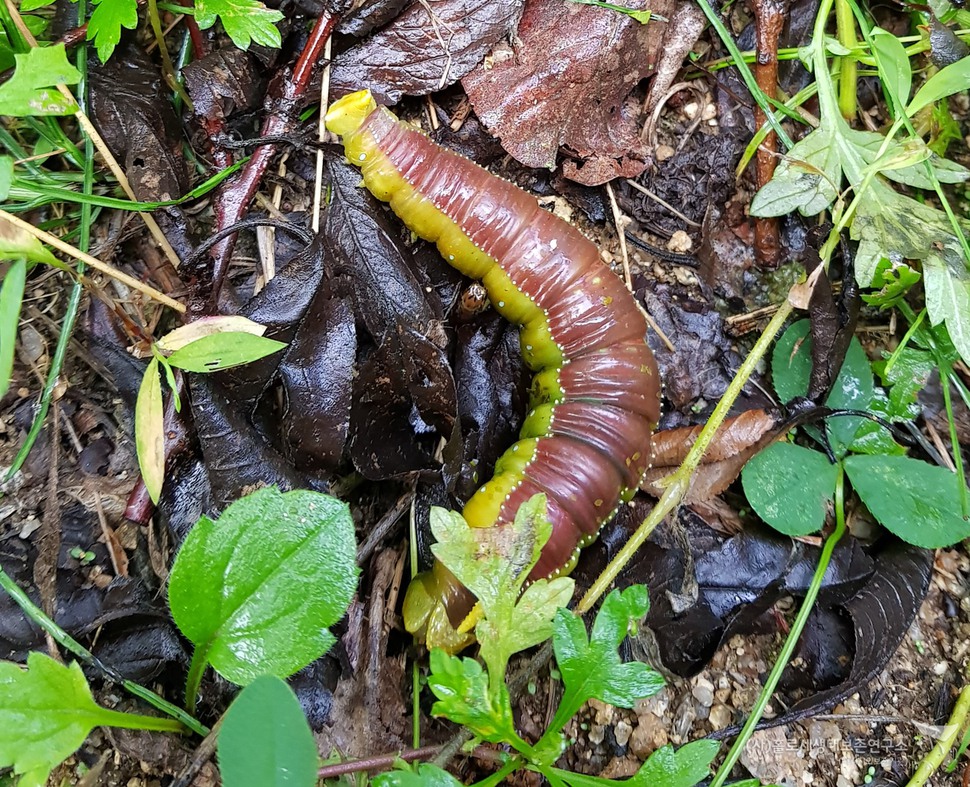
[169,487,358,684]
[844,454,970,548]
[218,675,318,787]
[771,319,873,455]
[742,441,838,536]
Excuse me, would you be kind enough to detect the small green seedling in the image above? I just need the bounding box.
[381,495,759,787]
[742,320,970,548]
[566,0,668,24]
[751,12,970,368]
[0,486,358,786]
[18,0,285,63]
[135,315,286,503]
[0,653,184,787]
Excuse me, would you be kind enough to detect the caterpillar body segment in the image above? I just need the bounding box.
[325,90,661,652]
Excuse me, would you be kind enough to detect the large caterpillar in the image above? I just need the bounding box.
[325,91,661,651]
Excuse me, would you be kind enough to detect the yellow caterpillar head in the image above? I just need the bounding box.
[325,89,378,137]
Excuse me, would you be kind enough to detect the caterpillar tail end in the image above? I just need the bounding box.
[324,89,378,137]
[403,564,478,655]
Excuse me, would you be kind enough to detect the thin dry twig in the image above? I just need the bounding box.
[0,211,186,313]
[624,179,702,229]
[605,181,632,291]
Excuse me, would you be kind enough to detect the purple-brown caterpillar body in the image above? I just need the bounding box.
[325,91,661,651]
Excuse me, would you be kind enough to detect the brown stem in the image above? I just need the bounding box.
[201,12,337,312]
[752,0,789,268]
[317,744,506,780]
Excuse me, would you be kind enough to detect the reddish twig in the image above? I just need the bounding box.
[752,0,789,268]
[316,744,506,780]
[201,12,337,311]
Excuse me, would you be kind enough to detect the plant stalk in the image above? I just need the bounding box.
[905,683,970,787]
[577,299,794,615]
[709,465,847,787]
[835,0,858,118]
[0,567,207,735]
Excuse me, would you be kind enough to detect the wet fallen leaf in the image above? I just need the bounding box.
[330,0,524,103]
[462,0,669,185]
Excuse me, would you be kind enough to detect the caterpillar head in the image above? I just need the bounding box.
[325,89,378,137]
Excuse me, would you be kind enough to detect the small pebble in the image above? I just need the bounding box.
[655,144,675,162]
[709,703,731,730]
[691,678,714,708]
[614,719,633,748]
[667,230,692,253]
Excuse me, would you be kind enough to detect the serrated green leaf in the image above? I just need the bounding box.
[0,654,112,784]
[165,331,286,372]
[923,254,970,368]
[630,740,721,787]
[550,586,664,731]
[195,0,284,49]
[874,347,935,418]
[426,649,517,744]
[850,133,970,188]
[168,487,358,685]
[742,441,838,536]
[871,27,912,117]
[0,45,79,116]
[218,675,318,787]
[372,763,465,787]
[844,454,970,548]
[750,125,840,217]
[135,356,165,505]
[0,259,26,399]
[431,494,574,679]
[88,0,138,63]
[476,575,573,669]
[861,259,921,309]
[908,53,970,117]
[847,179,970,367]
[555,740,720,787]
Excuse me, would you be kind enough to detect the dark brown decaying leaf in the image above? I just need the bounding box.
[330,0,525,103]
[215,238,329,409]
[323,158,459,478]
[182,48,264,121]
[638,281,773,423]
[89,43,188,203]
[337,0,411,37]
[279,291,356,473]
[442,314,528,502]
[577,505,875,678]
[0,504,178,681]
[462,0,670,185]
[188,376,320,510]
[713,541,934,737]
